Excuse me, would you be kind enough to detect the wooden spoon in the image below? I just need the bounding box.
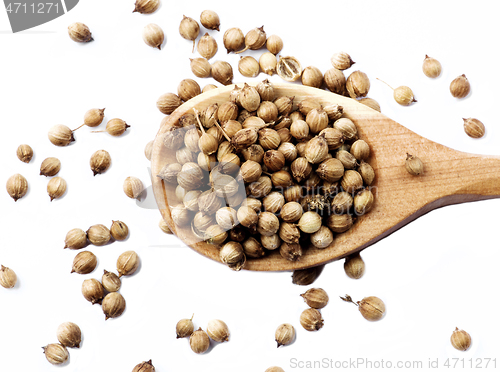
[151,83,500,271]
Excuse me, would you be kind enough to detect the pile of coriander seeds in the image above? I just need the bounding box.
[156,80,376,270]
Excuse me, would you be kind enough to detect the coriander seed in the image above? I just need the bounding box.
[266,34,283,54]
[176,315,194,338]
[211,61,233,85]
[463,118,485,139]
[82,278,104,304]
[275,323,295,347]
[71,251,97,274]
[292,265,323,285]
[133,360,156,372]
[236,26,266,54]
[223,27,245,53]
[42,343,69,365]
[190,58,211,78]
[6,173,28,202]
[298,211,322,234]
[205,225,228,245]
[102,270,121,292]
[280,242,303,261]
[178,79,201,101]
[190,328,210,354]
[239,56,260,77]
[48,125,75,146]
[341,170,363,193]
[301,288,329,309]
[159,219,173,234]
[358,161,375,185]
[344,253,365,279]
[123,176,144,199]
[220,241,246,271]
[197,33,218,60]
[110,220,129,241]
[450,74,470,98]
[207,319,230,342]
[310,226,334,249]
[300,308,324,331]
[16,144,33,163]
[305,135,329,164]
[346,70,370,98]
[68,22,93,42]
[324,68,346,94]
[358,98,381,112]
[156,93,183,115]
[354,189,374,215]
[259,52,277,75]
[90,150,111,176]
[64,228,88,249]
[242,237,265,258]
[144,140,154,161]
[342,295,386,321]
[266,368,285,372]
[47,176,67,201]
[94,118,130,136]
[56,322,82,348]
[422,55,442,78]
[133,0,160,14]
[405,153,424,176]
[102,292,126,320]
[331,51,355,70]
[0,265,17,289]
[200,10,220,31]
[142,24,164,49]
[80,108,105,128]
[179,15,200,52]
[87,224,111,246]
[276,56,302,82]
[40,157,61,177]
[301,66,323,88]
[451,328,472,351]
[117,250,140,277]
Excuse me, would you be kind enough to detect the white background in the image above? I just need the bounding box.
[1,1,500,371]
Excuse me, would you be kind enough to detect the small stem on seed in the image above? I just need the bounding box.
[193,109,206,134]
[214,120,232,142]
[376,78,394,91]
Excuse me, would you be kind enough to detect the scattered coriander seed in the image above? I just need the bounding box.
[81,278,104,304]
[301,66,323,88]
[346,70,370,98]
[110,220,129,241]
[266,34,283,55]
[87,224,111,246]
[47,176,67,201]
[223,27,245,53]
[275,323,295,347]
[0,265,17,289]
[133,0,160,14]
[300,308,324,331]
[132,360,156,372]
[422,55,442,78]
[156,93,183,115]
[200,10,220,31]
[176,315,194,338]
[463,118,485,139]
[6,173,28,202]
[71,251,97,274]
[56,322,82,348]
[324,68,346,95]
[96,118,130,136]
[159,218,173,234]
[190,58,212,78]
[102,292,126,320]
[259,52,277,76]
[341,294,386,321]
[68,22,93,42]
[40,157,61,177]
[102,270,121,292]
[197,33,218,60]
[451,328,472,351]
[239,56,260,77]
[42,343,69,365]
[211,61,233,85]
[190,328,211,354]
[266,367,285,372]
[144,140,154,161]
[16,144,33,163]
[450,74,470,98]
[90,149,111,176]
[48,125,75,146]
[235,26,266,54]
[344,253,365,279]
[358,98,381,112]
[292,265,323,285]
[117,250,140,277]
[331,51,355,70]
[76,108,105,129]
[276,56,302,82]
[301,288,329,309]
[377,79,416,106]
[207,319,230,342]
[179,15,200,52]
[123,176,144,199]
[405,153,424,176]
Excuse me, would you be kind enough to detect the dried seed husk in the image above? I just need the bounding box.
[405,153,424,176]
[64,228,88,249]
[68,22,93,42]
[256,79,275,101]
[331,51,355,70]
[71,251,97,274]
[179,15,199,51]
[133,0,159,13]
[198,133,219,155]
[331,192,353,214]
[16,144,33,163]
[117,250,140,277]
[394,86,416,106]
[291,157,313,183]
[178,79,201,101]
[324,68,346,94]
[110,220,129,241]
[104,118,130,136]
[57,322,82,348]
[344,253,365,279]
[87,224,111,246]
[275,323,295,347]
[102,270,121,292]
[197,33,218,60]
[336,150,358,169]
[200,9,220,31]
[190,328,211,353]
[298,211,322,234]
[358,98,381,112]
[300,308,324,331]
[217,141,235,162]
[274,96,294,116]
[123,176,144,199]
[450,74,470,98]
[144,141,153,161]
[257,101,279,123]
[223,27,245,53]
[220,241,246,271]
[277,56,302,82]
[102,292,126,320]
[333,118,357,140]
[292,265,323,285]
[238,56,260,77]
[47,176,67,201]
[176,316,194,338]
[81,278,104,304]
[158,163,182,183]
[90,150,111,176]
[242,237,265,258]
[205,224,228,245]
[305,135,329,164]
[143,23,164,49]
[354,188,374,215]
[451,328,472,351]
[6,173,28,201]
[341,170,363,193]
[358,161,375,185]
[346,70,370,98]
[241,144,264,163]
[301,288,329,309]
[301,66,323,88]
[240,160,262,183]
[358,296,385,321]
[132,360,156,372]
[259,52,277,75]
[42,343,69,365]
[280,241,303,261]
[218,102,239,123]
[257,211,280,236]
[159,219,173,234]
[0,265,17,288]
[266,34,283,54]
[207,319,230,342]
[463,118,485,139]
[264,150,286,172]
[422,55,442,78]
[157,93,183,115]
[48,125,75,146]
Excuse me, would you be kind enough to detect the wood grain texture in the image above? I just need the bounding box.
[151,83,500,271]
